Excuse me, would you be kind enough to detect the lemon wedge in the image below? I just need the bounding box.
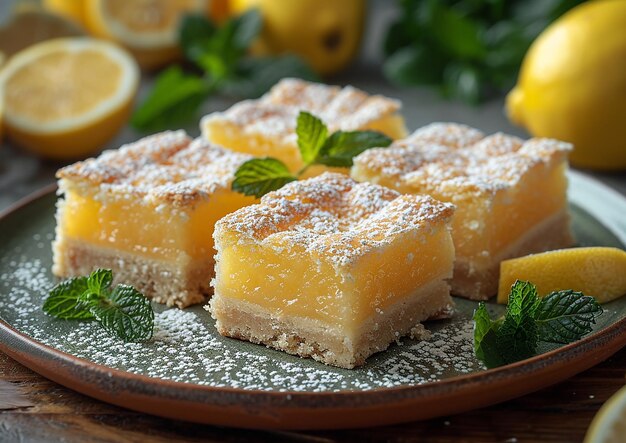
[584,385,626,443]
[498,247,626,304]
[0,37,139,160]
[84,0,208,69]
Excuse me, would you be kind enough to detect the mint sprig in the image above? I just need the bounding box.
[43,269,154,343]
[473,280,603,368]
[231,111,392,198]
[132,11,317,132]
[232,157,297,197]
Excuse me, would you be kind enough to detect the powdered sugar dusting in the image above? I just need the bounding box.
[200,78,402,142]
[216,173,455,266]
[57,133,252,207]
[353,123,572,195]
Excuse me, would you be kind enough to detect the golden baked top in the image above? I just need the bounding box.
[353,123,572,196]
[201,78,402,141]
[57,131,252,207]
[215,172,454,266]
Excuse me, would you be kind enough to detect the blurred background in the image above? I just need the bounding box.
[0,0,624,211]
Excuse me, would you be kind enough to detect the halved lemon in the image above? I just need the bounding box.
[498,247,626,304]
[0,37,139,160]
[83,0,208,69]
[584,385,626,443]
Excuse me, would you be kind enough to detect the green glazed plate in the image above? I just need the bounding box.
[0,170,625,430]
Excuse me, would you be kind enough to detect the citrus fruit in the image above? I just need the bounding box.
[497,247,626,304]
[83,0,208,70]
[42,0,86,26]
[506,0,626,170]
[0,37,139,160]
[0,7,83,59]
[584,385,626,443]
[230,0,365,76]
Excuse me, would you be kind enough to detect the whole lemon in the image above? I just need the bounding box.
[506,0,626,170]
[231,0,365,76]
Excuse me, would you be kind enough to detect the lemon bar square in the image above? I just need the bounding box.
[200,78,408,173]
[53,131,256,308]
[209,173,455,368]
[352,123,574,300]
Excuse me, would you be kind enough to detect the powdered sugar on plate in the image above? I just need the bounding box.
[0,240,484,392]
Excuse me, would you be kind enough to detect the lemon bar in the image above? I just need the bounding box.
[200,78,407,173]
[352,123,574,300]
[209,173,455,368]
[53,131,256,308]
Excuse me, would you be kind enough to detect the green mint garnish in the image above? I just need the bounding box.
[232,157,298,197]
[43,277,92,320]
[231,111,392,198]
[43,269,154,343]
[535,289,603,344]
[132,11,317,132]
[315,130,395,167]
[473,280,603,368]
[296,111,329,165]
[472,303,504,369]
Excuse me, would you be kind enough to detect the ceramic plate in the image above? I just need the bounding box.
[0,171,625,430]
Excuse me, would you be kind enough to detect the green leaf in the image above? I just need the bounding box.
[442,63,483,105]
[223,55,318,99]
[232,158,297,198]
[296,111,328,165]
[535,290,603,344]
[231,9,262,50]
[383,46,445,87]
[495,280,540,363]
[430,4,487,60]
[473,302,505,369]
[131,67,213,132]
[87,269,112,296]
[506,280,541,320]
[316,131,392,167]
[179,14,217,62]
[43,277,93,320]
[89,285,154,342]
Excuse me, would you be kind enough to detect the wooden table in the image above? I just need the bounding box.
[1,347,624,442]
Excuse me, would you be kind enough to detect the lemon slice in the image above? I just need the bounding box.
[498,247,626,304]
[0,37,139,160]
[584,385,626,443]
[42,0,86,26]
[84,0,208,69]
[0,7,83,58]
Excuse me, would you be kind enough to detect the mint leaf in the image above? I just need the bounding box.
[230,9,262,51]
[87,269,112,296]
[232,158,297,198]
[89,285,154,342]
[473,303,505,369]
[223,55,318,99]
[43,277,93,320]
[535,290,603,344]
[42,270,154,342]
[296,111,328,165]
[180,14,217,62]
[430,4,487,60]
[131,66,213,132]
[316,130,392,167]
[495,280,540,363]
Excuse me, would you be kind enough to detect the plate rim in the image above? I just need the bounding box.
[1,171,625,429]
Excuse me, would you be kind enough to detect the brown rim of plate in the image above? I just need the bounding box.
[0,185,625,430]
